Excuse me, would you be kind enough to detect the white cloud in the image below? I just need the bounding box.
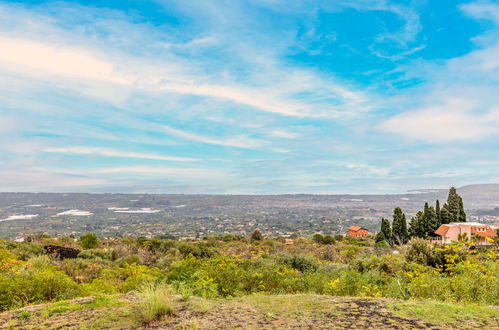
[0,36,130,84]
[0,2,371,119]
[93,166,227,179]
[345,163,390,176]
[269,129,299,139]
[0,170,108,191]
[381,2,499,143]
[382,99,499,143]
[42,147,198,162]
[461,1,499,24]
[159,125,265,149]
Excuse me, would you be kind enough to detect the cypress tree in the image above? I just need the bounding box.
[436,200,441,223]
[447,187,466,222]
[426,206,439,236]
[458,197,466,222]
[392,207,408,245]
[423,202,430,235]
[380,217,392,245]
[440,203,451,224]
[447,187,460,222]
[414,211,425,237]
[409,217,417,238]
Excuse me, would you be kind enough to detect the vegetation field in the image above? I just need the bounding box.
[0,226,498,329]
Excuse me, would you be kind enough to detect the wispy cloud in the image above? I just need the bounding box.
[93,166,227,179]
[269,129,300,139]
[43,147,198,162]
[1,0,499,193]
[159,125,265,149]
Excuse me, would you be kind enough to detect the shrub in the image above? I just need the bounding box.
[251,229,263,241]
[280,254,319,273]
[0,256,80,311]
[116,254,143,266]
[136,282,175,323]
[322,235,336,245]
[80,233,99,249]
[312,234,324,244]
[5,242,44,261]
[78,249,112,260]
[155,255,177,270]
[353,254,405,275]
[178,244,217,259]
[406,238,437,266]
[120,264,163,292]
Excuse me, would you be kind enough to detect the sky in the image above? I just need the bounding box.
[0,0,499,194]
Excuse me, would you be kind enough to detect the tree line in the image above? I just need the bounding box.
[376,187,466,246]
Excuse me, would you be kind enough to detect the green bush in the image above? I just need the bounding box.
[0,256,80,311]
[406,238,437,266]
[136,282,175,323]
[116,254,143,266]
[279,254,319,273]
[80,233,99,249]
[78,249,112,260]
[178,243,217,259]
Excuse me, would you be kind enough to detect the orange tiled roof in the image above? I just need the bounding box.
[349,225,367,232]
[434,225,450,237]
[471,226,497,238]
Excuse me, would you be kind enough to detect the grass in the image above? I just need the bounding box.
[43,301,84,317]
[188,297,221,314]
[136,283,175,323]
[83,296,126,308]
[238,294,341,317]
[388,300,499,327]
[17,311,31,320]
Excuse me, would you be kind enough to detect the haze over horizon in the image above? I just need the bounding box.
[1,0,499,194]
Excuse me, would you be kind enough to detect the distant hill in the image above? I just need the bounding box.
[457,184,499,209]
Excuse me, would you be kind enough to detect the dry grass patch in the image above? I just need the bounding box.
[136,283,175,324]
[238,294,341,318]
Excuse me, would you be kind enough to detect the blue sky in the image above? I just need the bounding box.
[1,0,499,194]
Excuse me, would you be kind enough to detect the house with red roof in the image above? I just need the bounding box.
[347,225,369,238]
[434,222,497,246]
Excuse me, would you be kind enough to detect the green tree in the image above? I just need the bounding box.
[409,216,417,238]
[250,229,263,241]
[312,234,324,244]
[376,217,392,246]
[409,211,426,238]
[426,206,440,237]
[423,202,430,235]
[321,235,335,245]
[436,199,441,223]
[440,203,451,224]
[458,197,466,222]
[80,233,99,249]
[414,211,426,238]
[392,207,408,245]
[447,187,466,222]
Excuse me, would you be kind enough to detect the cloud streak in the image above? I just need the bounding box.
[43,147,198,162]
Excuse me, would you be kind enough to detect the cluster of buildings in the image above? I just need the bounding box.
[345,222,497,246]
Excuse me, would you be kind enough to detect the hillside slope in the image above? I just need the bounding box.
[1,293,497,329]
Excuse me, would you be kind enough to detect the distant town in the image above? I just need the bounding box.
[1,184,498,241]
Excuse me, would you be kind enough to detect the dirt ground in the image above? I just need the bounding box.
[0,294,495,329]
